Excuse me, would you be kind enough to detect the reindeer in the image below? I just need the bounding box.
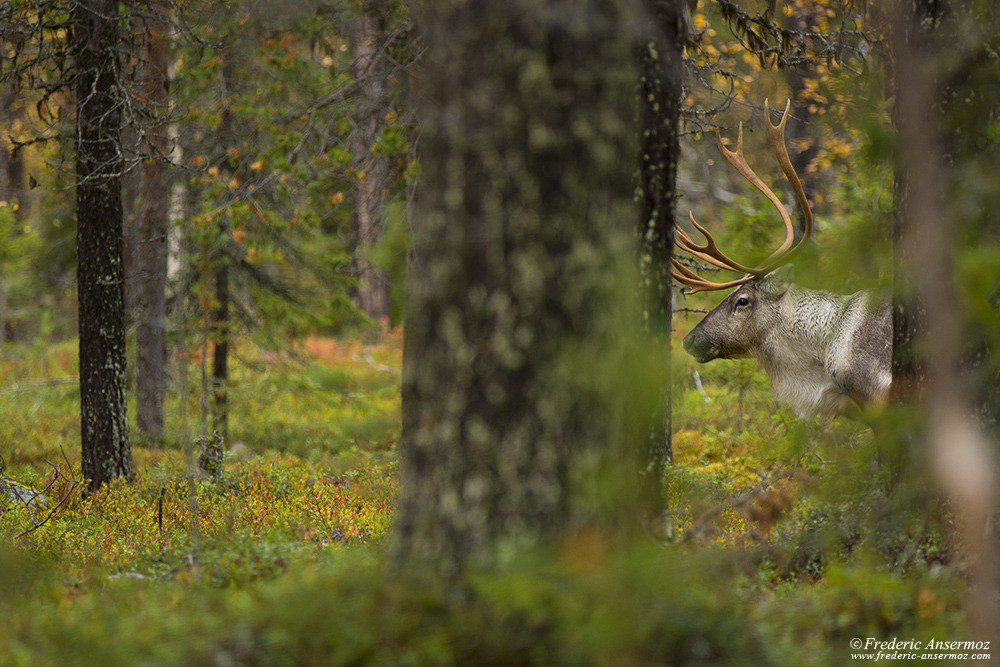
[673,100,892,419]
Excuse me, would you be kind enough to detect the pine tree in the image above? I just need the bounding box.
[74,0,132,491]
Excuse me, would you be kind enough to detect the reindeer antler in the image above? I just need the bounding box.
[672,99,812,294]
[764,99,813,254]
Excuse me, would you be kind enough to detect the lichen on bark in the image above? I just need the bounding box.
[393,0,642,580]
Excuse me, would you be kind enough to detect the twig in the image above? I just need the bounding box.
[13,444,81,539]
[693,370,712,403]
[354,352,394,373]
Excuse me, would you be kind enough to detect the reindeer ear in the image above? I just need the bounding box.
[761,265,793,295]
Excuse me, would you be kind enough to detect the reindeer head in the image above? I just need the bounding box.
[682,267,792,362]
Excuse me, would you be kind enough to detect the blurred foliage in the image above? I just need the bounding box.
[0,323,972,665]
[0,542,770,666]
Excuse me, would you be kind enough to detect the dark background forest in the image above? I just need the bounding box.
[1,0,999,664]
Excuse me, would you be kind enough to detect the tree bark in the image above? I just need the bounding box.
[74,0,132,492]
[638,0,685,519]
[394,0,639,581]
[889,0,944,400]
[891,0,998,647]
[134,1,172,441]
[348,6,391,324]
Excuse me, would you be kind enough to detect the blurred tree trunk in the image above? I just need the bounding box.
[891,0,998,647]
[782,4,820,238]
[134,1,172,441]
[638,0,684,522]
[211,52,235,441]
[394,0,639,581]
[0,76,23,352]
[74,0,132,492]
[212,257,229,439]
[889,0,941,398]
[0,80,24,214]
[122,138,139,317]
[348,6,391,324]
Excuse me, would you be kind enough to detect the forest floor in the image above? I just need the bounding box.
[0,326,971,665]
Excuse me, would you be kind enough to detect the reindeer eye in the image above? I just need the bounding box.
[735,296,751,308]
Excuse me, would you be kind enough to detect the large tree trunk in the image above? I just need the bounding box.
[134,1,172,441]
[638,0,684,521]
[348,7,391,324]
[74,0,132,492]
[891,0,998,646]
[394,0,639,582]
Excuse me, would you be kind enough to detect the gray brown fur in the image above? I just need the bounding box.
[682,269,891,418]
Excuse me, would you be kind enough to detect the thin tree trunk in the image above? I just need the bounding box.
[0,76,24,354]
[782,4,820,237]
[211,259,228,439]
[0,78,24,212]
[638,0,684,522]
[134,1,171,441]
[348,7,391,324]
[122,119,139,319]
[74,0,132,492]
[211,52,235,441]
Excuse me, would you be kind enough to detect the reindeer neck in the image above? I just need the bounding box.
[760,286,852,364]
[790,285,853,335]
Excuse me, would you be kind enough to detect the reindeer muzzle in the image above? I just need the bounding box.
[682,329,718,363]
